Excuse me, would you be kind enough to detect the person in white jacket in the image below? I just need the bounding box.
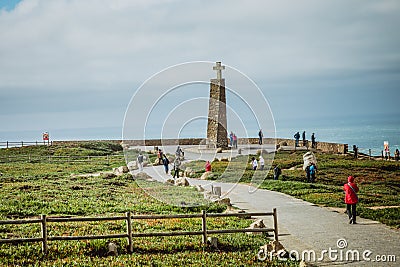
[251,157,258,170]
[259,155,265,170]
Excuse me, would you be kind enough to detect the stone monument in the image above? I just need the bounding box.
[207,62,228,149]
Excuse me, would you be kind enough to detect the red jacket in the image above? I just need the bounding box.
[205,161,212,172]
[343,176,359,204]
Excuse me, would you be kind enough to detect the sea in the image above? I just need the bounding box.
[0,113,399,156]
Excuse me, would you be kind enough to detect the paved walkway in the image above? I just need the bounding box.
[132,145,400,266]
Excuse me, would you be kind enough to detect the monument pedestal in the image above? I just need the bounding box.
[206,62,228,149]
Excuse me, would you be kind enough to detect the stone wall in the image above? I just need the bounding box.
[54,138,348,154]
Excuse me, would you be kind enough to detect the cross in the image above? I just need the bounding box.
[213,61,225,80]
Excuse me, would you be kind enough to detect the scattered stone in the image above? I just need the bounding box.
[259,240,288,259]
[195,185,204,192]
[165,178,175,185]
[212,186,222,197]
[279,141,288,146]
[216,147,223,153]
[107,242,118,256]
[134,172,152,180]
[200,171,212,180]
[238,148,242,154]
[246,219,266,235]
[127,161,137,170]
[184,167,195,177]
[220,157,229,162]
[207,237,219,250]
[215,197,231,206]
[153,158,160,166]
[175,177,189,186]
[113,166,129,176]
[257,149,268,156]
[103,173,117,179]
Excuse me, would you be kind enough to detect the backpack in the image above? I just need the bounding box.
[309,165,315,174]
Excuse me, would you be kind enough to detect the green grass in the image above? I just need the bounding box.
[188,151,400,228]
[0,142,297,266]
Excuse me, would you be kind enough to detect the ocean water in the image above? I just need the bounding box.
[1,114,399,155]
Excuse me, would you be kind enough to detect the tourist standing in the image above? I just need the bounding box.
[305,165,311,182]
[294,132,300,147]
[233,133,238,149]
[173,157,181,179]
[205,161,212,172]
[259,155,265,170]
[137,152,144,172]
[176,146,184,158]
[343,176,359,224]
[311,133,316,149]
[258,129,263,145]
[162,155,169,174]
[302,131,306,146]
[229,131,233,147]
[395,149,400,161]
[251,157,258,170]
[273,165,281,180]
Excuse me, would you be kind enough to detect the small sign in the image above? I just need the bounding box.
[43,132,49,141]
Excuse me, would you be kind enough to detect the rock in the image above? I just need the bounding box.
[153,158,160,166]
[200,171,212,180]
[184,167,195,177]
[238,148,242,154]
[216,147,223,153]
[134,172,152,180]
[195,185,204,192]
[175,177,189,186]
[215,197,231,205]
[257,149,268,156]
[107,242,118,256]
[165,178,175,185]
[207,237,218,249]
[259,240,287,258]
[303,151,317,170]
[246,219,266,235]
[127,161,137,170]
[220,157,229,162]
[103,172,117,179]
[113,166,129,176]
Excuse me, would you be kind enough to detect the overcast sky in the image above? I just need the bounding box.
[0,0,399,140]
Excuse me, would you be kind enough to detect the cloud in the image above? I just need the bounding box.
[0,0,399,135]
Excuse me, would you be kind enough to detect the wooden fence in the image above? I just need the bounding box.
[0,154,122,164]
[0,141,52,148]
[0,209,278,255]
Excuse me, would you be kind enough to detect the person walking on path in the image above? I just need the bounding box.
[259,155,265,170]
[302,131,306,146]
[395,149,400,161]
[162,155,170,174]
[137,152,144,172]
[311,133,316,149]
[309,163,316,183]
[294,132,300,147]
[173,157,181,179]
[251,157,258,170]
[273,165,281,180]
[157,149,163,165]
[344,176,359,224]
[258,129,263,145]
[229,131,233,147]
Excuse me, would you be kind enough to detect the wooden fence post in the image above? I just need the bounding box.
[126,212,133,253]
[273,208,278,242]
[41,215,48,255]
[201,210,207,244]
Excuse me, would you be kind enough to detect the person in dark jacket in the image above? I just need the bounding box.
[273,166,281,180]
[343,176,359,224]
[162,155,169,174]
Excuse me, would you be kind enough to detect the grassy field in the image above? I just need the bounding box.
[0,142,297,266]
[183,150,400,228]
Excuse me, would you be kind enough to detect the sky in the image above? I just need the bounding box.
[0,0,399,141]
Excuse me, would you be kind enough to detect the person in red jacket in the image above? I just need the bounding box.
[205,161,212,172]
[343,176,359,224]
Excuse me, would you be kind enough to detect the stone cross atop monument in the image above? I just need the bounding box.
[213,61,225,80]
[207,62,228,149]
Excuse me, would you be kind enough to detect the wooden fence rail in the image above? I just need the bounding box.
[0,154,122,164]
[0,209,278,255]
[0,141,52,148]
